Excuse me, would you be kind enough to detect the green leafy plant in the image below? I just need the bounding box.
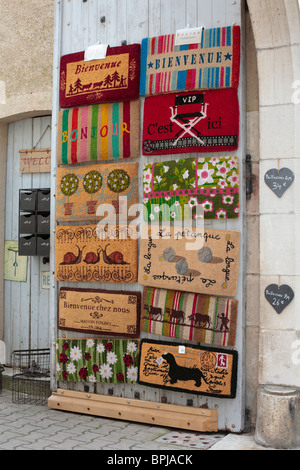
[83,170,103,199]
[60,173,79,201]
[107,169,130,194]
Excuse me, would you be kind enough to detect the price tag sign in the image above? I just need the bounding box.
[265,284,294,314]
[264,168,294,198]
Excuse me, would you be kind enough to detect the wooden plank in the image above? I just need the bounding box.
[19,149,51,174]
[48,389,218,432]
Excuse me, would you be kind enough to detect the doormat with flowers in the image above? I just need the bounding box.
[142,89,239,156]
[58,287,140,337]
[143,156,239,221]
[141,287,238,347]
[138,225,240,298]
[140,26,240,96]
[56,100,140,164]
[56,338,139,384]
[56,161,138,222]
[138,339,238,398]
[55,224,138,284]
[60,44,140,108]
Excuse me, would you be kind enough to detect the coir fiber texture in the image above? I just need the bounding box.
[55,224,138,284]
[56,161,139,222]
[60,44,140,108]
[57,338,139,384]
[140,26,240,96]
[143,155,239,221]
[142,287,238,347]
[56,100,140,164]
[58,288,141,337]
[138,339,238,398]
[142,89,239,155]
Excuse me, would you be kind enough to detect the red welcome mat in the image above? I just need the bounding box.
[140,26,240,96]
[57,101,140,164]
[60,44,140,108]
[138,339,238,398]
[142,287,238,347]
[142,89,239,155]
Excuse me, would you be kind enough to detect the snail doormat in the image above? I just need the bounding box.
[56,338,139,384]
[138,339,238,398]
[56,161,138,222]
[143,156,239,222]
[140,25,240,96]
[58,287,141,337]
[142,287,238,347]
[139,225,240,297]
[55,224,138,283]
[60,44,140,108]
[56,100,140,164]
[142,89,239,155]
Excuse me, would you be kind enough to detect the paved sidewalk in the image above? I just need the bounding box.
[0,389,272,451]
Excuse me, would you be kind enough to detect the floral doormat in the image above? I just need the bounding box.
[60,44,140,108]
[143,156,239,221]
[141,287,238,347]
[55,224,138,283]
[56,338,139,384]
[142,89,239,155]
[56,100,140,164]
[56,161,139,222]
[138,339,238,398]
[140,26,240,96]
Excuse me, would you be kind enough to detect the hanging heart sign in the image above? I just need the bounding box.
[265,284,294,314]
[264,168,294,198]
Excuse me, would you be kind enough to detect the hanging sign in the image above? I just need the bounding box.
[19,149,51,174]
[265,284,294,314]
[264,168,294,198]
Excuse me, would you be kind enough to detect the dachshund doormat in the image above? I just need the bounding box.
[142,89,239,155]
[139,225,240,297]
[143,156,239,222]
[141,287,238,347]
[60,44,140,108]
[138,339,238,398]
[140,26,240,96]
[55,224,138,283]
[56,338,139,384]
[56,100,140,164]
[58,288,140,337]
[56,161,138,222]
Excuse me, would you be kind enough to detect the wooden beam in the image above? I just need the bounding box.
[48,389,218,432]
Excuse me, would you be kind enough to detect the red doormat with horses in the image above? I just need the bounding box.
[138,339,238,398]
[141,287,238,347]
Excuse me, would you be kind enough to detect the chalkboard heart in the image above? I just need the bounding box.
[265,284,294,314]
[264,168,294,198]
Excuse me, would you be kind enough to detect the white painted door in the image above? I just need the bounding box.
[50,0,246,432]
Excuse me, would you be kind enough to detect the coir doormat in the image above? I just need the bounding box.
[56,161,139,222]
[142,89,239,155]
[143,156,239,221]
[139,225,240,297]
[140,26,240,96]
[142,287,238,347]
[57,338,139,383]
[55,224,138,283]
[58,287,140,337]
[56,100,140,164]
[60,44,140,108]
[138,339,238,398]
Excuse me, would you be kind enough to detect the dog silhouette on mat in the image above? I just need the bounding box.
[161,352,208,387]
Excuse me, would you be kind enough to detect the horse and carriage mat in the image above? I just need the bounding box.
[138,339,238,398]
[141,287,238,347]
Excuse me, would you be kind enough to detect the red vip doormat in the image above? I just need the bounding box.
[55,224,138,284]
[142,287,238,347]
[56,161,139,222]
[139,225,240,297]
[56,100,140,164]
[57,338,139,384]
[60,44,140,107]
[58,287,140,337]
[140,26,240,96]
[142,89,239,155]
[143,156,239,221]
[138,339,238,398]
